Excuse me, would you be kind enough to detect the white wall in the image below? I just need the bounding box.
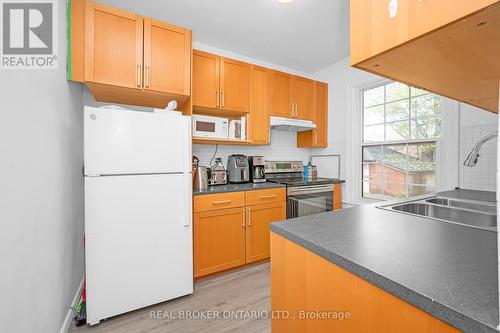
[0,3,84,333]
[191,42,314,168]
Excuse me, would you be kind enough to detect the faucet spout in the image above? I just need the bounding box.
[463,131,498,167]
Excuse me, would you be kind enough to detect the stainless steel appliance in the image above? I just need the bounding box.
[209,158,228,186]
[249,156,266,183]
[227,154,250,183]
[265,160,335,219]
[193,166,209,190]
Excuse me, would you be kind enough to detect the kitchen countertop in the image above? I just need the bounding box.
[193,182,286,196]
[270,189,498,333]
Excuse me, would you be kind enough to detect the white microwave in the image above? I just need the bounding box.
[192,115,229,139]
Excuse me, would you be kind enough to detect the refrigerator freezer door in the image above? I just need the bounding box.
[84,107,191,175]
[85,173,193,324]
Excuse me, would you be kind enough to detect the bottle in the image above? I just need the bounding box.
[303,162,309,179]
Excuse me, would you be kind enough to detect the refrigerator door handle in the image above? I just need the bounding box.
[184,174,192,227]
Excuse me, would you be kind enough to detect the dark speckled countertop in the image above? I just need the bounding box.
[193,182,286,195]
[270,189,498,333]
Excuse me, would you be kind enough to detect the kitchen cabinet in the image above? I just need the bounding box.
[248,65,272,144]
[68,0,192,111]
[271,71,314,120]
[271,233,460,333]
[193,208,246,278]
[334,184,342,210]
[246,202,286,263]
[192,50,250,114]
[350,0,500,113]
[193,188,286,278]
[297,81,328,148]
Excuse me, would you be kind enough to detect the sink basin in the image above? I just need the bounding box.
[379,195,497,232]
[425,197,496,215]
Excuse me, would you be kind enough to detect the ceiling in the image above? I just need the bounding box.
[98,0,350,73]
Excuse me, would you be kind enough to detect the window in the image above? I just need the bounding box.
[361,82,442,200]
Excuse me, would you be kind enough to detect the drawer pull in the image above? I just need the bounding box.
[212,200,232,205]
[260,195,276,199]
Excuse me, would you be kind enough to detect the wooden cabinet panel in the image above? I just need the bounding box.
[85,2,143,88]
[297,81,328,148]
[220,57,250,113]
[334,184,342,210]
[293,77,314,120]
[193,50,220,109]
[194,208,246,277]
[271,233,460,333]
[245,188,286,206]
[144,19,191,95]
[193,192,245,213]
[350,0,498,65]
[246,202,286,263]
[248,65,271,144]
[271,71,294,117]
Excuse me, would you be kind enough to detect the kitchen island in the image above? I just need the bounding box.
[270,189,498,333]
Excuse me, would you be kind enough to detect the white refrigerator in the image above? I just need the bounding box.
[84,106,193,325]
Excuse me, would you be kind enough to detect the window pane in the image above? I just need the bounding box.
[411,116,441,139]
[411,94,441,119]
[408,184,435,197]
[408,170,435,185]
[383,182,407,199]
[363,85,384,107]
[363,180,383,199]
[364,124,384,142]
[363,162,383,183]
[386,100,409,122]
[364,105,384,125]
[386,82,409,102]
[363,146,383,162]
[408,143,436,162]
[411,87,428,97]
[386,121,409,141]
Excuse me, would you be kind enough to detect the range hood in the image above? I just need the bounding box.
[270,116,316,132]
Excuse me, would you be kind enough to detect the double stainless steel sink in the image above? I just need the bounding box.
[379,195,497,232]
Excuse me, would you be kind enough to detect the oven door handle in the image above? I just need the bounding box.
[287,184,334,195]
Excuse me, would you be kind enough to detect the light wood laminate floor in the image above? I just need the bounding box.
[71,262,270,333]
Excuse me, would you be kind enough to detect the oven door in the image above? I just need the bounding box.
[287,184,334,219]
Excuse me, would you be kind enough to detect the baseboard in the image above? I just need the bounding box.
[59,277,84,333]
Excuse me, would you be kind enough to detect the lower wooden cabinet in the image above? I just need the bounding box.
[193,189,286,278]
[193,207,246,278]
[246,202,286,263]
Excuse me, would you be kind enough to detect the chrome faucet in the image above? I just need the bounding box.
[463,131,498,167]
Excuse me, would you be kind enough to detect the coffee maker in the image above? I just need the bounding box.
[249,156,266,183]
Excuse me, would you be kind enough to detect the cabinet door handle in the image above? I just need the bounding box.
[221,91,225,108]
[247,207,251,227]
[260,195,276,199]
[137,65,142,87]
[242,208,246,227]
[291,103,294,116]
[295,104,298,117]
[145,66,150,88]
[216,90,220,107]
[212,199,231,205]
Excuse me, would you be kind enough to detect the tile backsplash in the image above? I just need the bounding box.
[460,124,497,191]
[193,130,313,168]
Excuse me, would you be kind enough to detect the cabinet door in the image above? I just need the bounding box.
[193,50,220,109]
[293,77,314,120]
[249,65,271,144]
[271,71,294,117]
[220,57,250,113]
[194,208,246,277]
[334,184,342,210]
[313,82,328,147]
[246,202,286,263]
[143,19,191,95]
[85,2,143,88]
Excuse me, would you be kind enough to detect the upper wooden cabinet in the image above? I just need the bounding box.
[248,65,271,144]
[271,71,314,120]
[297,81,328,148]
[143,18,191,96]
[350,0,500,113]
[69,0,192,111]
[193,50,249,114]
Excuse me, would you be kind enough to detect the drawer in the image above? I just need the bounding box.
[245,188,286,206]
[194,192,245,212]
